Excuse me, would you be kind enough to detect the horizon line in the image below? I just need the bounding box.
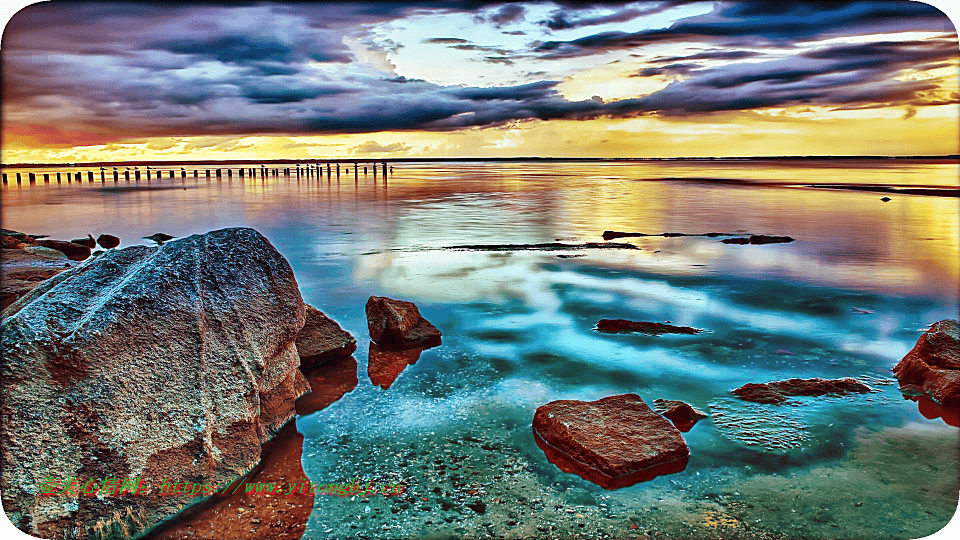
[2,154,959,169]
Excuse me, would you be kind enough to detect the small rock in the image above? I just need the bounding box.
[880,197,891,202]
[97,234,121,249]
[144,232,175,245]
[653,399,708,432]
[70,234,96,248]
[365,296,441,349]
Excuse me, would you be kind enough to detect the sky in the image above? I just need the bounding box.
[1,1,958,163]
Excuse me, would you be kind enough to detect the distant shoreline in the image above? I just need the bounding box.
[2,155,958,169]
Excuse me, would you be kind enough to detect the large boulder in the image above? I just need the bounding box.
[731,377,874,404]
[0,227,310,539]
[295,304,356,368]
[532,394,689,489]
[365,296,441,349]
[893,320,960,406]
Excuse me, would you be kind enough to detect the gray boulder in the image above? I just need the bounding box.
[0,227,309,539]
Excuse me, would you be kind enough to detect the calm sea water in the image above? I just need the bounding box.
[2,160,958,539]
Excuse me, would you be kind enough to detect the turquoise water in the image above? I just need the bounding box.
[2,160,958,539]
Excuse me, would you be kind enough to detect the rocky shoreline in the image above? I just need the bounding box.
[2,225,957,538]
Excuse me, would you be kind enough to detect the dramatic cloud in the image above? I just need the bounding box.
[540,2,676,31]
[535,1,953,58]
[2,1,957,150]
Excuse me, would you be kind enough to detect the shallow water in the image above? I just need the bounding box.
[2,160,958,539]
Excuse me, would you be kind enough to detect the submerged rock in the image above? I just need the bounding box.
[0,227,309,539]
[731,377,874,404]
[532,394,689,489]
[296,304,357,368]
[602,231,735,240]
[653,399,708,432]
[366,295,441,349]
[893,320,960,407]
[722,235,795,245]
[596,319,702,335]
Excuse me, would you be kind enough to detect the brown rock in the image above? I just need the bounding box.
[97,234,121,249]
[35,238,91,260]
[365,295,441,349]
[731,377,874,404]
[653,399,708,432]
[1,247,74,311]
[893,320,960,407]
[596,319,702,335]
[721,237,751,244]
[0,234,22,249]
[0,227,309,539]
[295,305,357,368]
[723,235,795,245]
[532,394,689,489]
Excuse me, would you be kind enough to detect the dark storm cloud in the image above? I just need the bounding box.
[486,4,526,27]
[646,49,761,64]
[539,2,676,31]
[534,1,954,58]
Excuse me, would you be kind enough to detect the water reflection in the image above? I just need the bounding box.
[367,343,431,390]
[144,422,313,540]
[295,355,359,416]
[904,392,960,427]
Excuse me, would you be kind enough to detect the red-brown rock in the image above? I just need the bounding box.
[35,238,91,260]
[596,319,702,335]
[653,399,708,432]
[97,234,121,249]
[893,320,960,407]
[1,247,74,311]
[731,377,874,404]
[296,304,357,368]
[365,295,441,349]
[532,394,689,489]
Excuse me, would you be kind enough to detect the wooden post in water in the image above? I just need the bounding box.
[44,173,50,183]
[28,172,35,184]
[194,170,198,178]
[228,169,232,178]
[16,173,21,184]
[181,168,186,179]
[364,166,368,175]
[239,168,244,178]
[101,169,105,182]
[382,162,387,180]
[75,172,81,182]
[216,169,222,178]
[206,169,211,179]
[354,162,358,182]
[135,169,141,181]
[124,170,129,181]
[2,173,6,184]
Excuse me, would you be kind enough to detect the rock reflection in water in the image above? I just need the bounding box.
[144,421,313,540]
[367,343,430,390]
[904,392,960,428]
[295,355,359,416]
